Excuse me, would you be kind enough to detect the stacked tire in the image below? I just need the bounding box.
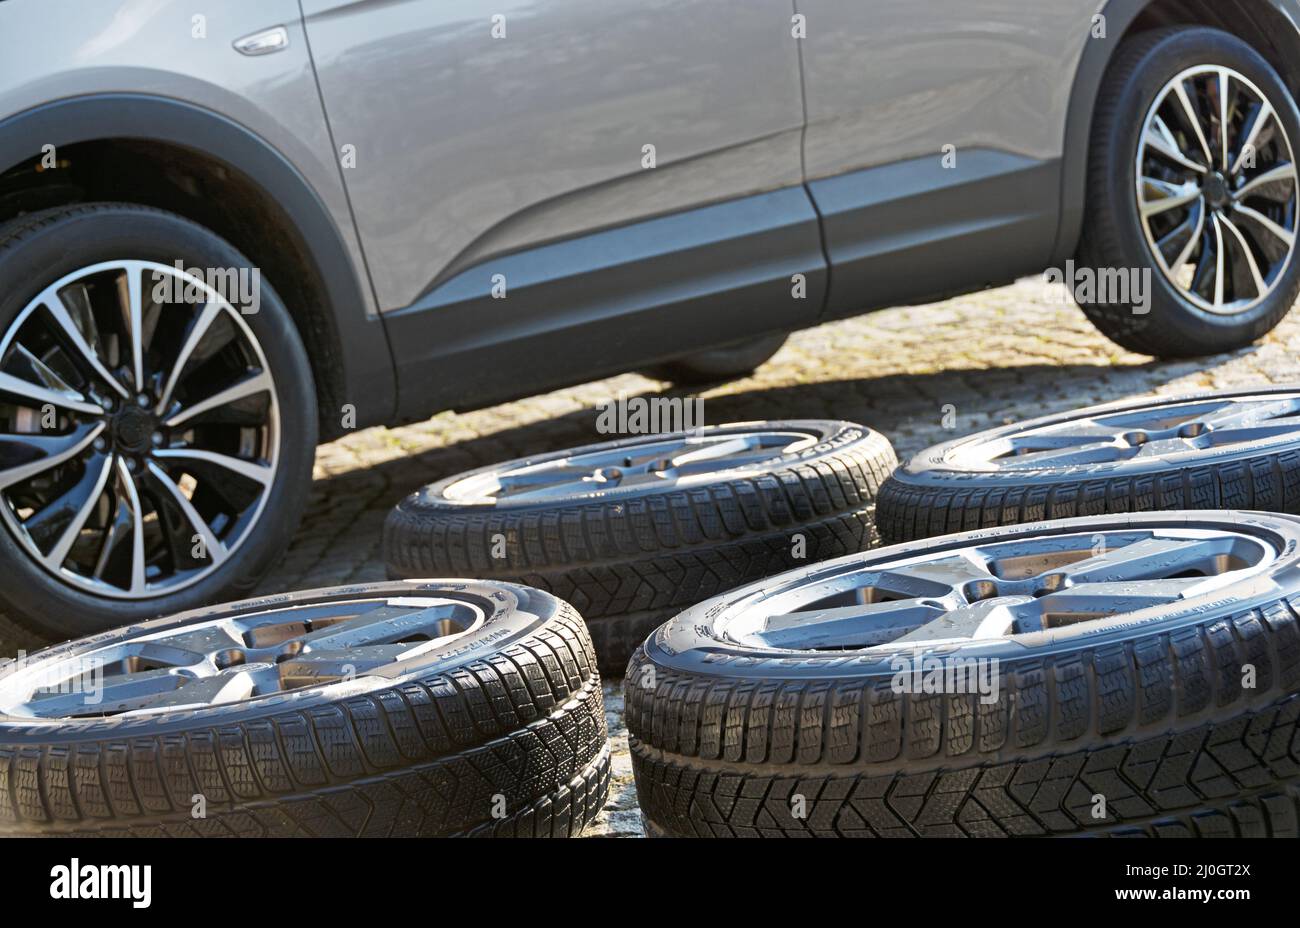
[626,511,1300,838]
[875,387,1300,543]
[0,581,609,837]
[383,421,898,675]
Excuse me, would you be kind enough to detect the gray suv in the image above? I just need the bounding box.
[1,0,1298,637]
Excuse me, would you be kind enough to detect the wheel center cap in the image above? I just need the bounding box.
[1204,172,1231,209]
[112,406,155,456]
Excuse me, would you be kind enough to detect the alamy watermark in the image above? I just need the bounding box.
[150,261,261,315]
[1043,259,1151,315]
[596,391,704,435]
[0,651,103,706]
[889,648,1000,705]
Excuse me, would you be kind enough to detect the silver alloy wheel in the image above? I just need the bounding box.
[1136,65,1298,314]
[720,526,1275,652]
[942,391,1300,471]
[0,260,280,599]
[0,594,483,719]
[444,428,820,503]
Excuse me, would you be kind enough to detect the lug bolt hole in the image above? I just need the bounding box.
[214,649,246,670]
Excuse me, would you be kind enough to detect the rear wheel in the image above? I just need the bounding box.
[1076,27,1300,356]
[0,204,316,640]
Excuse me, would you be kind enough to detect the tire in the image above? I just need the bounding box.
[1075,27,1300,357]
[0,204,317,640]
[627,511,1300,838]
[641,334,787,384]
[876,386,1300,544]
[383,421,897,676]
[0,580,610,837]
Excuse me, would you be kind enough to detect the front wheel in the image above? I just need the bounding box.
[1076,27,1300,357]
[0,203,317,639]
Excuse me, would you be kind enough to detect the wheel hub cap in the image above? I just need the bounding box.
[111,405,156,457]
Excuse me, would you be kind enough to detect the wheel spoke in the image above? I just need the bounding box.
[115,671,264,715]
[296,601,462,651]
[163,369,272,428]
[0,422,105,490]
[1235,161,1297,200]
[40,289,129,399]
[114,456,147,595]
[1139,177,1202,217]
[1217,68,1231,172]
[1211,213,1227,308]
[114,264,146,393]
[1173,78,1216,168]
[1059,536,1209,584]
[1155,199,1205,270]
[1219,213,1269,297]
[1232,203,1295,247]
[28,453,114,570]
[1145,114,1208,173]
[892,597,1037,644]
[143,461,228,567]
[154,301,221,415]
[1231,99,1274,175]
[759,599,946,650]
[152,447,273,486]
[0,370,103,416]
[11,343,76,393]
[1174,198,1207,273]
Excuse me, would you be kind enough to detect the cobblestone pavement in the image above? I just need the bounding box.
[6,277,1300,836]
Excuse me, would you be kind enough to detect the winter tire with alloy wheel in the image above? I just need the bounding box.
[876,386,1300,543]
[1076,27,1300,357]
[383,421,896,675]
[628,511,1300,838]
[0,204,316,639]
[0,580,610,837]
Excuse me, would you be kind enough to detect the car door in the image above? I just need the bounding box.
[301,0,816,412]
[795,0,1096,317]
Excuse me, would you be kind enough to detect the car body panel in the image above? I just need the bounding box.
[385,184,826,417]
[0,0,397,428]
[300,0,807,313]
[810,150,1060,318]
[795,0,1100,181]
[0,0,375,319]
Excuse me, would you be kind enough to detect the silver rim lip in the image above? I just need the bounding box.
[0,260,280,599]
[0,593,486,721]
[713,522,1280,655]
[441,425,824,504]
[1135,65,1299,315]
[936,390,1300,474]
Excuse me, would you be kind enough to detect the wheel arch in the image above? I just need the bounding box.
[0,93,396,440]
[1053,0,1300,264]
